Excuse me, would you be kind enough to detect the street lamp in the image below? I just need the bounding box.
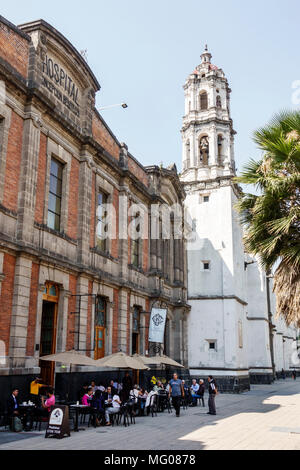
[98,103,128,111]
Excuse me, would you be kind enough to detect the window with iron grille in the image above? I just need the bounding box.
[97,191,108,252]
[132,214,141,268]
[48,158,63,231]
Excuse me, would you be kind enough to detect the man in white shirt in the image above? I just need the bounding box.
[105,394,121,425]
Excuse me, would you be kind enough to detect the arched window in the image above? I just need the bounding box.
[199,136,209,165]
[200,91,208,110]
[216,95,222,108]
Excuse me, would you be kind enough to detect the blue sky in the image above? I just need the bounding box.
[2,0,300,173]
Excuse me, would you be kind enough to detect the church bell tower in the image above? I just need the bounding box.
[181,48,250,391]
[181,45,236,183]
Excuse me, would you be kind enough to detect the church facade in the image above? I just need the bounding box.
[180,47,298,391]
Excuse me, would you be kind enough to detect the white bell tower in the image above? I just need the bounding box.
[181,48,250,391]
[181,45,236,183]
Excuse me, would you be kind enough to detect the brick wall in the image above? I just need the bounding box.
[2,111,23,212]
[92,114,120,161]
[0,252,16,355]
[26,262,39,356]
[0,20,29,78]
[128,156,149,187]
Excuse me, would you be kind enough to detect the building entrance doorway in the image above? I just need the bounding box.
[39,283,59,387]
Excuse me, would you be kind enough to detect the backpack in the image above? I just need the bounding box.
[12,416,23,432]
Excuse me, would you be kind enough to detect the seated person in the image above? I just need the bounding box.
[105,393,121,426]
[138,388,148,415]
[104,386,114,404]
[78,383,89,402]
[91,390,105,426]
[109,380,118,395]
[7,388,20,418]
[40,388,56,417]
[129,385,140,404]
[82,387,93,406]
[190,379,200,406]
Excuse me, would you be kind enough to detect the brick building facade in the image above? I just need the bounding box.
[0,17,190,399]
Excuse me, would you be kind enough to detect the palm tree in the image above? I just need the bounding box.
[235,110,300,325]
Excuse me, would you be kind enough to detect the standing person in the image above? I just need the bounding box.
[292,370,297,381]
[169,373,184,418]
[281,369,286,380]
[207,376,217,416]
[30,377,46,405]
[122,372,133,401]
[199,379,205,407]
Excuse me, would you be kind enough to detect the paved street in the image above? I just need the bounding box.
[1,379,300,450]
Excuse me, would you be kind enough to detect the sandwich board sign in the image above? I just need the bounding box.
[45,405,70,439]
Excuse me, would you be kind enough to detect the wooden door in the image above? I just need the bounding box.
[94,296,106,360]
[95,326,105,360]
[39,283,59,387]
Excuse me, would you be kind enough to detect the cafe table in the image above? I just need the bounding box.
[19,403,36,431]
[69,404,90,432]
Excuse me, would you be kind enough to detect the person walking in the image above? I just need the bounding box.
[292,370,297,381]
[169,373,184,417]
[207,376,217,416]
[199,379,205,407]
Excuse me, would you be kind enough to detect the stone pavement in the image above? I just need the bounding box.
[1,379,300,450]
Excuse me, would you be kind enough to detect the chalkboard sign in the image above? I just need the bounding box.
[45,405,70,439]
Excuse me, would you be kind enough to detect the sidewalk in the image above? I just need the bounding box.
[1,379,300,450]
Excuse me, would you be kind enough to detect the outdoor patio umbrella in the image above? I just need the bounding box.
[95,352,149,370]
[40,349,97,367]
[40,350,97,400]
[145,354,185,368]
[132,354,159,365]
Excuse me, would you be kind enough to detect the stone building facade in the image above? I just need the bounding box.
[181,47,298,391]
[0,16,189,400]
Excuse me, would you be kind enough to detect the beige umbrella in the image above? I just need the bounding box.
[95,352,149,370]
[40,350,97,400]
[132,354,159,365]
[40,349,97,367]
[146,354,185,368]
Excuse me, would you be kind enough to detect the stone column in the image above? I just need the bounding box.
[16,114,41,244]
[56,289,71,354]
[76,276,89,352]
[77,154,93,266]
[118,288,129,352]
[9,256,33,368]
